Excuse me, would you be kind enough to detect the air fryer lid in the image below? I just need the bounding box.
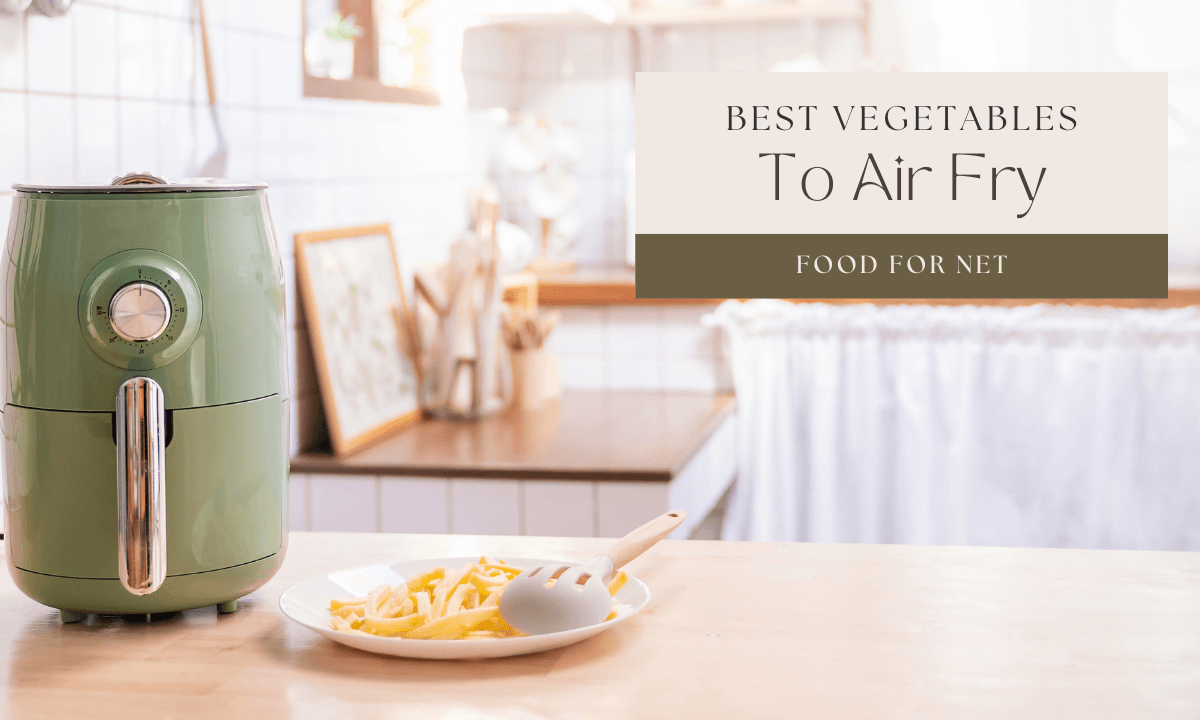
[13,171,266,194]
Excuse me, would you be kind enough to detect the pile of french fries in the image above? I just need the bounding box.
[329,557,629,640]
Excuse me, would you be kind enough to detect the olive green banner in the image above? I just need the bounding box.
[635,234,1167,299]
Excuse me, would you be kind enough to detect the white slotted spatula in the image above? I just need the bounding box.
[500,511,686,635]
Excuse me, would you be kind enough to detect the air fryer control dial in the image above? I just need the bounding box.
[78,249,203,370]
[109,282,171,341]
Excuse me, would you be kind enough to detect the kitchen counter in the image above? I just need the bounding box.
[289,391,739,539]
[290,390,736,481]
[3,532,1198,718]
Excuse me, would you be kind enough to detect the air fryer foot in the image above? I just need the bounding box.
[217,599,238,614]
[60,610,84,624]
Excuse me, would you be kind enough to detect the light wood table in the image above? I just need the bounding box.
[2,533,1198,718]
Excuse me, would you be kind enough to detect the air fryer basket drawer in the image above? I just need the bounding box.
[3,396,286,579]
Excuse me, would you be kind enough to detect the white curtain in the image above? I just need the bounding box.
[707,300,1200,550]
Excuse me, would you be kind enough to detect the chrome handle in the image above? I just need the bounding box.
[116,377,166,595]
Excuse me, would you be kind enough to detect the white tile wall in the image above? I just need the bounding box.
[117,11,157,99]
[462,20,859,269]
[0,16,24,91]
[0,2,490,457]
[0,4,746,536]
[26,94,74,184]
[460,21,840,393]
[76,97,118,182]
[0,95,26,181]
[608,355,659,391]
[118,99,158,174]
[26,12,74,94]
[74,4,118,97]
[546,304,731,393]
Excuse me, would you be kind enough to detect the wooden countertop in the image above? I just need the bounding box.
[4,532,1198,718]
[291,391,736,481]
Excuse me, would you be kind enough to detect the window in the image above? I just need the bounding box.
[303,0,440,105]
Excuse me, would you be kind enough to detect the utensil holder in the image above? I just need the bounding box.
[511,347,547,410]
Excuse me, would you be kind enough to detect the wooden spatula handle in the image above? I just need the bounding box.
[602,511,687,571]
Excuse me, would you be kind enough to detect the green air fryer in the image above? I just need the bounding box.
[2,172,288,622]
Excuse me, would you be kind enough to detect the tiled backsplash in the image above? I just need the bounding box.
[549,305,732,394]
[454,18,852,398]
[1,2,736,458]
[0,0,491,454]
[462,19,863,267]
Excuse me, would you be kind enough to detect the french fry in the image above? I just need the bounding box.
[402,607,499,640]
[330,598,367,610]
[415,590,431,616]
[405,567,445,593]
[444,581,471,616]
[378,592,409,618]
[606,571,628,597]
[330,605,364,620]
[431,563,472,618]
[480,562,524,575]
[365,585,398,618]
[362,614,424,637]
[468,572,506,591]
[327,559,631,639]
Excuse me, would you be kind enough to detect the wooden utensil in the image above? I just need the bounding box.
[193,0,227,177]
[499,511,686,635]
[502,308,561,350]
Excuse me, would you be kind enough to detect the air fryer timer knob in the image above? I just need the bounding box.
[109,282,171,342]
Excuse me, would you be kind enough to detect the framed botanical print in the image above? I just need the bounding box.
[294,224,420,455]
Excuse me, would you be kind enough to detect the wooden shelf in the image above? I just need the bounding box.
[537,268,721,306]
[532,268,1200,307]
[301,0,441,106]
[481,0,865,29]
[302,75,439,106]
[617,1,865,26]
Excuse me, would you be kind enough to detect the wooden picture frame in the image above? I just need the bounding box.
[295,224,421,455]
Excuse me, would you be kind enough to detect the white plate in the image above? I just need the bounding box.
[279,556,650,660]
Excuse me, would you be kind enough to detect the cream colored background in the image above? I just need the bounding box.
[637,72,1166,235]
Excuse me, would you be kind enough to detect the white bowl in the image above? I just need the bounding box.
[279,556,650,660]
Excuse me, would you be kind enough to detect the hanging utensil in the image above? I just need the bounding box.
[193,0,227,178]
